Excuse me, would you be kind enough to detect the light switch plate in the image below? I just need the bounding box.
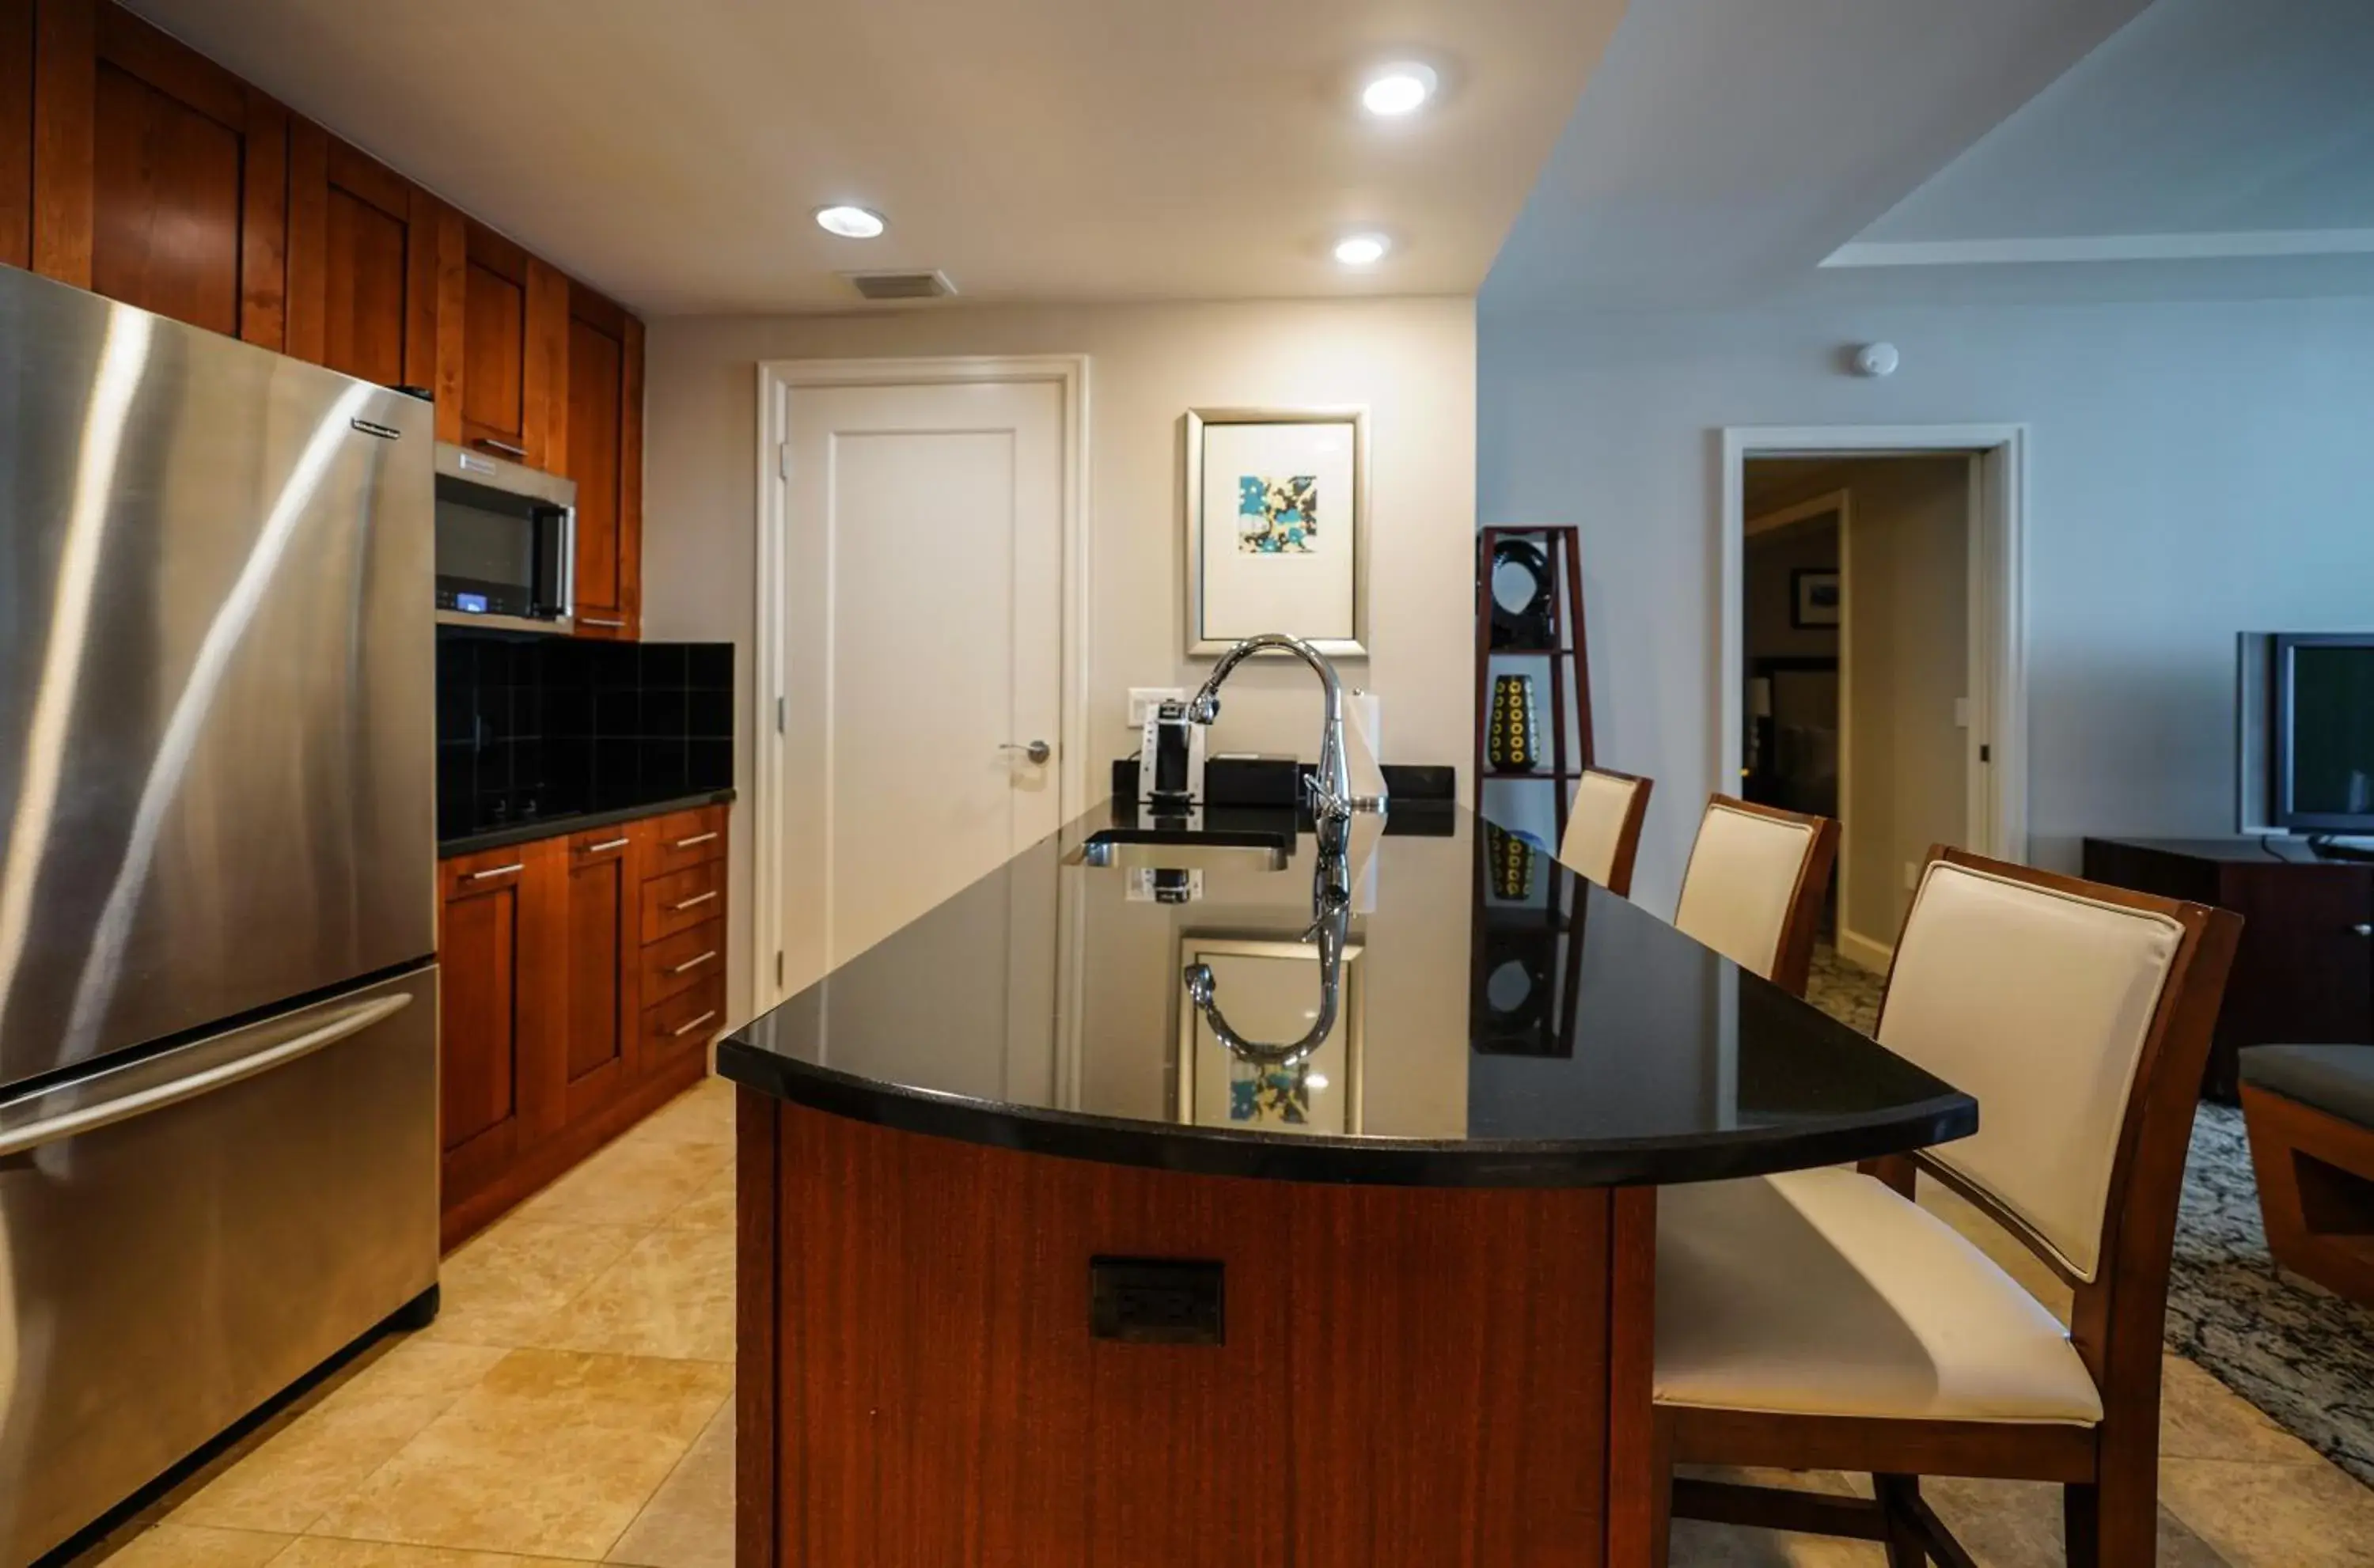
[1128,687,1186,728]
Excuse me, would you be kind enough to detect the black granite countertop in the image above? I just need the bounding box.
[438,788,736,858]
[717,801,1976,1188]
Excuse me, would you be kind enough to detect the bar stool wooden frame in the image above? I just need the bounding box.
[1659,848,2242,1567]
[1559,766,1657,897]
[1674,794,1838,998]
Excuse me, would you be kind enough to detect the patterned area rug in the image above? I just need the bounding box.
[1805,944,2374,1487]
[2167,1101,2374,1486]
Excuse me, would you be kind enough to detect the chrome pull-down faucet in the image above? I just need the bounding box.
[1185,632,1359,836]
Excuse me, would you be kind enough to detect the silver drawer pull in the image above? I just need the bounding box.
[579,616,626,629]
[469,862,525,881]
[671,890,719,911]
[670,1009,719,1039]
[585,836,631,854]
[668,949,719,975]
[0,992,413,1157]
[473,437,527,458]
[672,831,719,849]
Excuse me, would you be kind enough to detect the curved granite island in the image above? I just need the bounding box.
[720,802,1976,1568]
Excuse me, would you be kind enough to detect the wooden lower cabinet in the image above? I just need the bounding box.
[438,803,730,1249]
[562,825,639,1122]
[436,839,562,1223]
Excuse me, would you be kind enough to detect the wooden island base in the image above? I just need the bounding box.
[736,1095,1659,1568]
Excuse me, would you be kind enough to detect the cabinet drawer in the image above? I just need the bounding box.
[645,806,726,877]
[440,844,536,900]
[568,822,640,862]
[644,975,726,1058]
[641,860,725,944]
[642,919,724,1006]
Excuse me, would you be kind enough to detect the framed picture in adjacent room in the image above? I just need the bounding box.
[1174,935,1366,1134]
[1791,567,1842,629]
[1183,407,1369,657]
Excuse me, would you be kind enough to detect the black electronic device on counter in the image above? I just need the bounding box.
[1109,756,1456,811]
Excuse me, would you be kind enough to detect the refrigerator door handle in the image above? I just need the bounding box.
[0,992,415,1158]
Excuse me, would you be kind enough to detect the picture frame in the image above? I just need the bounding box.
[1173,934,1366,1134]
[1791,567,1841,630]
[1182,407,1370,657]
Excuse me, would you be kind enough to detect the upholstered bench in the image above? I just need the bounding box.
[2240,1044,2374,1307]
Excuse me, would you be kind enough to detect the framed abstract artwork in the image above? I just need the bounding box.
[1173,935,1366,1135]
[1183,407,1370,657]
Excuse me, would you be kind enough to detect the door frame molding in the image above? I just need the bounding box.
[1743,488,1865,959]
[1720,425,2029,907]
[752,354,1092,1018]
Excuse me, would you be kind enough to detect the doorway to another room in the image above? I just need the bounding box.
[1724,427,2027,999]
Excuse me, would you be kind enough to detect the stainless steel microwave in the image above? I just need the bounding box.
[434,442,576,634]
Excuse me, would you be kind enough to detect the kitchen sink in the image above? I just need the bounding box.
[1066,827,1292,872]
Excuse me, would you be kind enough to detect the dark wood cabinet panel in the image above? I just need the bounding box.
[747,1101,1629,1568]
[321,183,404,382]
[34,2,289,347]
[2084,837,2374,1101]
[642,918,724,1008]
[286,126,446,393]
[565,283,642,638]
[2,0,31,268]
[457,218,567,471]
[642,859,725,945]
[91,62,243,337]
[20,2,637,495]
[28,0,93,283]
[438,839,563,1218]
[461,220,526,454]
[563,828,639,1118]
[645,805,728,876]
[441,869,524,1153]
[437,806,725,1249]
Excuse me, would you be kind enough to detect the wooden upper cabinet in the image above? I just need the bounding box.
[457,218,567,470]
[30,0,289,348]
[565,282,643,638]
[286,124,453,397]
[2,0,31,269]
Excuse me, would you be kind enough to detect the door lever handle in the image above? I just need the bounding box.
[1001,740,1052,765]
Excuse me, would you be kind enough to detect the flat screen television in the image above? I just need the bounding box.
[2274,633,2374,834]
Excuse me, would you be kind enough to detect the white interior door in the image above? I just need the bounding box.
[776,377,1066,986]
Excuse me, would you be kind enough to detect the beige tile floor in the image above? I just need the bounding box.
[78,1074,2374,1568]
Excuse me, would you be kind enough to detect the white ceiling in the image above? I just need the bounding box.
[1480,0,2157,312]
[127,0,1622,315]
[1484,0,2374,311]
[1834,0,2374,267]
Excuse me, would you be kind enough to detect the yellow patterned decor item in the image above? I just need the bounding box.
[1487,673,1540,774]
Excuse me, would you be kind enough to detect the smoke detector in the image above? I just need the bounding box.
[842,270,958,301]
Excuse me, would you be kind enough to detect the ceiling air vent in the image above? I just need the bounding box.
[843,270,958,301]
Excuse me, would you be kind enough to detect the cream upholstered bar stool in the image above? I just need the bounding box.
[1654,850,2240,1567]
[1669,795,1837,998]
[1557,767,1655,896]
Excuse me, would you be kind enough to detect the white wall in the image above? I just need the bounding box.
[1481,294,2374,912]
[643,297,1477,1023]
[1841,458,1969,949]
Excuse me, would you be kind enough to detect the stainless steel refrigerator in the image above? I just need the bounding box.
[0,266,439,1563]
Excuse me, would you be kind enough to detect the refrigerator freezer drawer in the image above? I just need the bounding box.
[0,966,438,1565]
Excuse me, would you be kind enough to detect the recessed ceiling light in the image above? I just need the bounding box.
[1361,62,1438,117]
[1334,233,1390,267]
[814,205,886,239]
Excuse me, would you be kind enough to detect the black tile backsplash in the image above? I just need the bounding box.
[437,630,735,840]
